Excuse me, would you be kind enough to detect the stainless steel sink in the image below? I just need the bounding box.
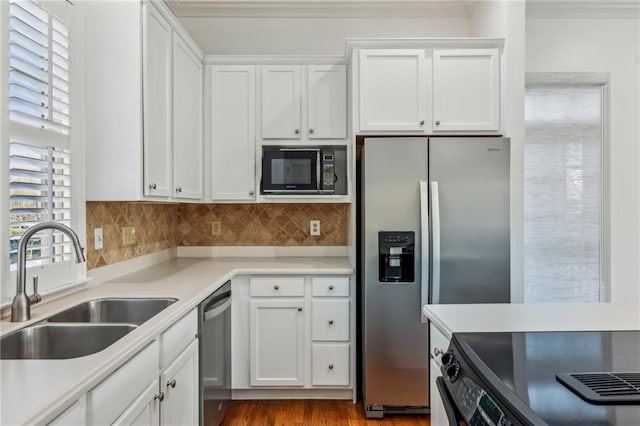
[0,323,137,360]
[47,298,177,325]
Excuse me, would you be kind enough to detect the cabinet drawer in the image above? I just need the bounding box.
[89,340,159,424]
[311,277,349,297]
[430,323,450,366]
[250,277,304,297]
[312,299,349,341]
[311,344,350,386]
[161,309,197,368]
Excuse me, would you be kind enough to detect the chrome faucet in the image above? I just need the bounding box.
[11,222,86,322]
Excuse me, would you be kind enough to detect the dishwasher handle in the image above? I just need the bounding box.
[202,287,231,322]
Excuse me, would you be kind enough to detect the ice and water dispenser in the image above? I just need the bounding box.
[378,231,415,283]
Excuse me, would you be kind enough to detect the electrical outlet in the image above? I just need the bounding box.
[94,228,103,250]
[310,220,321,236]
[211,221,222,236]
[121,226,136,246]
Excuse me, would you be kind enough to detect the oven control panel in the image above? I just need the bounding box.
[455,377,512,426]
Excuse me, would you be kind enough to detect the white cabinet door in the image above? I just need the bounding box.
[261,65,302,139]
[143,4,173,197]
[432,48,500,132]
[307,65,347,139]
[429,358,447,426]
[172,36,203,200]
[210,65,256,201]
[359,49,427,131]
[112,380,160,426]
[249,300,305,386]
[161,340,199,426]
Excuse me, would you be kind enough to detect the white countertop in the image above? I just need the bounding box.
[423,303,640,340]
[0,256,352,425]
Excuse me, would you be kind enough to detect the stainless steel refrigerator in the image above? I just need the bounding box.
[360,137,510,418]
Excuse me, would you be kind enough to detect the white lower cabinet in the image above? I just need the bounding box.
[236,275,353,397]
[87,310,198,425]
[249,300,305,386]
[429,323,450,426]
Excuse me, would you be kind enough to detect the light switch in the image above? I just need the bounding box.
[121,226,136,246]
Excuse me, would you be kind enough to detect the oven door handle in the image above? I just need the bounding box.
[436,376,463,426]
[203,295,231,322]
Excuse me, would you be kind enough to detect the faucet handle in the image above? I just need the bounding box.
[30,276,42,304]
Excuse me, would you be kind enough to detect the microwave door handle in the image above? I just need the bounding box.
[317,150,321,191]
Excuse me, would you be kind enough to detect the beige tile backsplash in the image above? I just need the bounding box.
[86,202,349,270]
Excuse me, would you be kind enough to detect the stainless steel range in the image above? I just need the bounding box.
[438,330,640,425]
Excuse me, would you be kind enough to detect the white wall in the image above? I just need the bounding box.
[178,17,470,55]
[469,1,526,303]
[526,17,640,304]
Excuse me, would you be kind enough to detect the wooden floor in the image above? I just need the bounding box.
[218,400,431,426]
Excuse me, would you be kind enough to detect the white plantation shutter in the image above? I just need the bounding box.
[8,0,70,135]
[6,0,74,279]
[9,141,72,270]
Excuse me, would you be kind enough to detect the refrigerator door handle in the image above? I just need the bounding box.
[431,181,441,304]
[419,180,429,323]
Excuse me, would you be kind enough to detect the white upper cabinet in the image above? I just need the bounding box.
[359,49,427,132]
[432,48,500,132]
[261,65,302,139]
[260,64,347,142]
[210,65,256,201]
[172,36,203,200]
[84,1,203,201]
[143,4,173,198]
[307,65,347,139]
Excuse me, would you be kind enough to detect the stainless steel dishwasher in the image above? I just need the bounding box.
[199,280,231,425]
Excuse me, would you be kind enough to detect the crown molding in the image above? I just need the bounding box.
[526,1,640,19]
[164,0,473,19]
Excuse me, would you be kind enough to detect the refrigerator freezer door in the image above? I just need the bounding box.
[362,138,430,409]
[429,137,510,304]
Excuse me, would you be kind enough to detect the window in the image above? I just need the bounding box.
[524,83,606,303]
[3,0,77,303]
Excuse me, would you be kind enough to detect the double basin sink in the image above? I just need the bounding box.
[1,298,177,360]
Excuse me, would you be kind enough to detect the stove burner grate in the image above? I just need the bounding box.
[557,372,640,404]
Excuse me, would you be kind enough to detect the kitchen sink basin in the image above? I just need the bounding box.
[46,298,177,325]
[0,323,137,360]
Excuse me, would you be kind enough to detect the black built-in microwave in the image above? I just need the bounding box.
[261,147,336,194]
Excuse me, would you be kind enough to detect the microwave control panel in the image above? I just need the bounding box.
[321,151,335,193]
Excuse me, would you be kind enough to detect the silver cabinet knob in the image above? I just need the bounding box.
[274,285,279,290]
[167,379,176,388]
[175,187,182,193]
[249,190,255,196]
[297,307,303,312]
[309,128,314,134]
[435,120,441,126]
[328,320,334,325]
[148,183,157,190]
[328,364,334,370]
[328,285,334,290]
[154,392,165,402]
[420,120,425,125]
[434,347,444,357]
[294,129,300,134]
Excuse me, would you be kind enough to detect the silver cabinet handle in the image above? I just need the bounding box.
[328,364,334,370]
[309,128,314,134]
[420,120,425,125]
[175,187,182,193]
[328,285,334,290]
[328,320,334,325]
[274,285,279,290]
[249,190,255,196]
[154,392,165,402]
[294,129,300,134]
[435,120,441,126]
[148,183,157,190]
[297,307,303,312]
[167,379,176,388]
